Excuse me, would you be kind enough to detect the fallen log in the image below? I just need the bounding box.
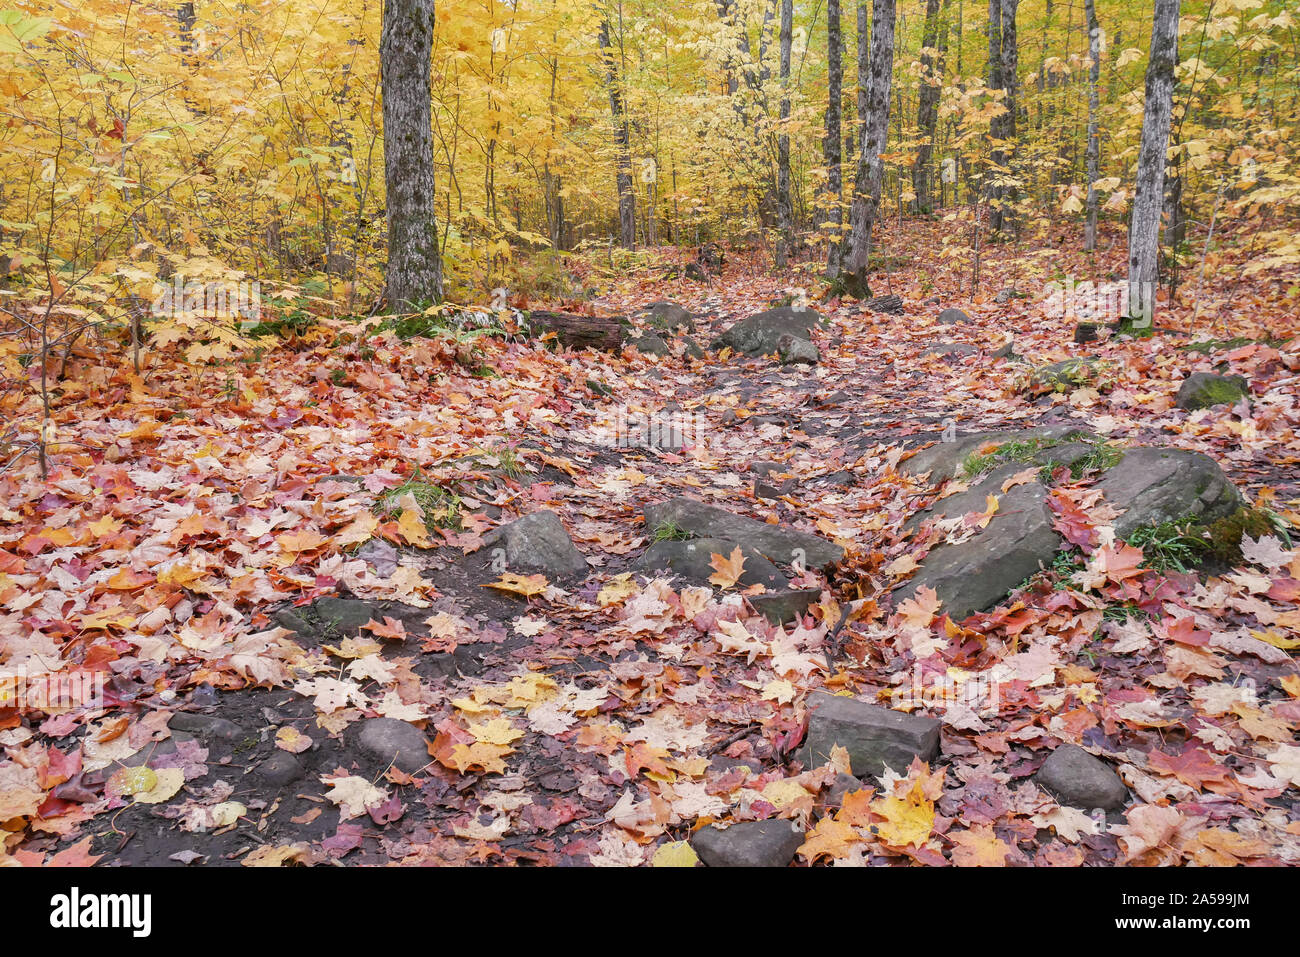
[525,311,625,351]
[865,294,905,315]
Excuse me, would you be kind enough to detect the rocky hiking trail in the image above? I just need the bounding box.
[3,237,1300,868]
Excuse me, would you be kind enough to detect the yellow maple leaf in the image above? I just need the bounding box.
[484,572,548,597]
[872,778,935,848]
[652,841,700,867]
[396,508,433,548]
[708,545,747,589]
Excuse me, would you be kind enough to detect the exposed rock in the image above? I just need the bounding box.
[1073,322,1101,344]
[797,692,942,779]
[481,510,589,579]
[1035,744,1128,809]
[169,712,244,744]
[937,307,970,325]
[991,339,1018,360]
[678,338,705,360]
[921,342,979,360]
[994,288,1025,304]
[899,424,1092,484]
[1094,447,1241,538]
[256,751,305,787]
[746,587,822,625]
[352,718,430,773]
[644,497,843,568]
[821,772,865,815]
[274,596,395,638]
[1175,371,1249,411]
[640,301,696,334]
[711,306,824,356]
[895,478,1062,622]
[777,334,819,365]
[691,819,804,867]
[628,332,669,357]
[637,537,788,589]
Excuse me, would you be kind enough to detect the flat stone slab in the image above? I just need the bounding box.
[1094,447,1240,538]
[896,478,1062,621]
[637,537,787,589]
[711,306,825,356]
[1035,744,1128,809]
[352,717,430,773]
[797,692,941,779]
[481,510,589,579]
[1175,371,1248,410]
[643,497,843,568]
[746,587,822,624]
[691,819,804,867]
[937,307,970,324]
[900,424,1092,485]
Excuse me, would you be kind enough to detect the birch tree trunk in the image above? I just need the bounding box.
[825,0,844,276]
[599,17,636,249]
[1127,0,1180,325]
[842,0,896,289]
[381,0,444,309]
[775,0,794,268]
[1083,0,1101,250]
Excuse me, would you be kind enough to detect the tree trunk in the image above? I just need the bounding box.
[1083,0,1101,250]
[1127,0,1179,326]
[855,0,869,154]
[381,0,443,309]
[599,18,636,249]
[912,0,942,214]
[842,0,896,286]
[988,0,1018,234]
[825,0,844,276]
[775,0,793,268]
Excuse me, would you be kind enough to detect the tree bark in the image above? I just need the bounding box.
[381,0,444,309]
[527,311,624,351]
[912,0,942,214]
[825,0,844,276]
[1127,0,1179,325]
[988,0,1018,234]
[599,18,636,249]
[1083,0,1101,250]
[775,0,794,268]
[841,0,896,287]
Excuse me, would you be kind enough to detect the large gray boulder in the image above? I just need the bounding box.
[1095,447,1240,538]
[639,301,696,334]
[481,510,589,579]
[1175,371,1248,411]
[644,497,843,568]
[637,537,787,589]
[1035,744,1128,810]
[711,306,824,356]
[797,692,942,779]
[900,424,1091,484]
[691,819,804,867]
[895,478,1063,621]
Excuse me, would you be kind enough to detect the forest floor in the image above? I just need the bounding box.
[2,218,1299,867]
